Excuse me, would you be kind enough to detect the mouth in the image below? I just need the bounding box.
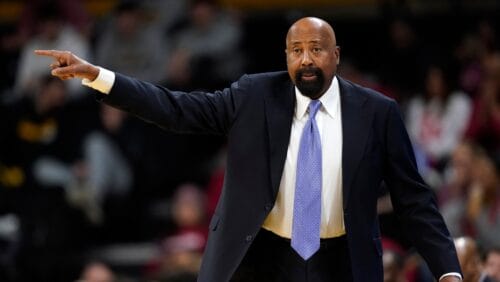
[300,72,318,81]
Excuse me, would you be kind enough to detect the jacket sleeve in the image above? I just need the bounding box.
[97,72,251,135]
[383,100,462,279]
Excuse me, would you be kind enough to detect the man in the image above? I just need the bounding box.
[36,17,461,282]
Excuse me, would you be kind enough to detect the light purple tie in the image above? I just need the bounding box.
[292,100,322,260]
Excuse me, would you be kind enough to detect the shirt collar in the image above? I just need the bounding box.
[295,76,339,119]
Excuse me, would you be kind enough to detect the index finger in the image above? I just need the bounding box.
[34,49,65,58]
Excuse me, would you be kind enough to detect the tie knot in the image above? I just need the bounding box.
[308,100,321,119]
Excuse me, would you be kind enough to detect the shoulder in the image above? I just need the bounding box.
[338,76,396,107]
[231,71,290,93]
[243,71,290,84]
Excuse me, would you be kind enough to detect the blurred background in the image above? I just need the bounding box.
[0,0,499,281]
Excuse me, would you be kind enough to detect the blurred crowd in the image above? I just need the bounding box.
[0,0,498,281]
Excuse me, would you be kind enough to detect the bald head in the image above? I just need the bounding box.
[286,17,336,46]
[285,17,340,99]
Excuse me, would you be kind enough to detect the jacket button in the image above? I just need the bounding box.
[265,204,272,211]
[245,235,253,242]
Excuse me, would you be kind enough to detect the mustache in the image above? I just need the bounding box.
[296,67,322,79]
[294,66,325,98]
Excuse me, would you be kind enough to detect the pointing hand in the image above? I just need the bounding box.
[34,50,99,81]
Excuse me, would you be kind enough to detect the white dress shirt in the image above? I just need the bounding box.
[82,67,115,94]
[82,69,461,281]
[262,77,345,239]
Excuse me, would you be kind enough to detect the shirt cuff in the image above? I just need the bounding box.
[439,272,462,281]
[81,67,115,94]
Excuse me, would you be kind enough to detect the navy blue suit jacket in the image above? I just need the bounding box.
[99,71,461,282]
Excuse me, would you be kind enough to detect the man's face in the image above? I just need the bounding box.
[286,19,339,99]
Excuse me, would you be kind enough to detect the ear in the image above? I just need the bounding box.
[335,46,341,65]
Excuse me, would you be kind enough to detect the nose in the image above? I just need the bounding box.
[301,50,313,66]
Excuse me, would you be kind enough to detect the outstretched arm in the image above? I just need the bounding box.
[35,49,249,135]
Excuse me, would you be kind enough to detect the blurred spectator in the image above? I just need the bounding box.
[95,1,166,83]
[406,64,472,166]
[0,75,70,189]
[0,75,88,281]
[465,53,500,154]
[34,104,133,225]
[440,141,478,237]
[81,105,133,205]
[153,184,207,280]
[14,4,91,98]
[454,237,494,282]
[454,19,497,97]
[484,248,500,282]
[466,152,500,250]
[164,0,244,90]
[141,0,188,34]
[0,0,90,93]
[476,20,497,56]
[454,35,487,97]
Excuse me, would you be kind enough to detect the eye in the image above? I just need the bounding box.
[292,48,302,54]
[312,47,322,53]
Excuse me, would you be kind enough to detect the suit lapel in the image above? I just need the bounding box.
[338,77,370,208]
[264,77,295,198]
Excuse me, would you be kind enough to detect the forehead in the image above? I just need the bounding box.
[287,25,334,46]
